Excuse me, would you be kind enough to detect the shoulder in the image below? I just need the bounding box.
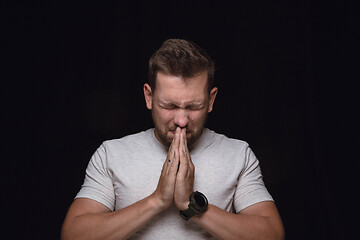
[101,129,152,152]
[206,129,250,152]
[90,130,154,166]
[94,129,151,158]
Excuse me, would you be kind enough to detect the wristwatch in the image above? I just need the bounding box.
[179,191,208,221]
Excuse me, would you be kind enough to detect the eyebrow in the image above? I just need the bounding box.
[158,99,204,108]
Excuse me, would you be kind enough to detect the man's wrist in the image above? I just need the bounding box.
[147,194,169,213]
[177,201,190,211]
[179,191,208,221]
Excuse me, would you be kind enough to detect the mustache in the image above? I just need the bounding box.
[168,127,191,133]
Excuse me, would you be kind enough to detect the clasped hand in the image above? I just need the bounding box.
[151,127,195,211]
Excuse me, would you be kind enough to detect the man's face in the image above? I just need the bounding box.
[144,71,218,147]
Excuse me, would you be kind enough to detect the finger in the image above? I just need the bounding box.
[166,132,177,170]
[182,129,190,162]
[167,137,176,163]
[182,128,190,165]
[167,128,181,175]
[168,133,176,157]
[182,129,195,178]
[169,146,180,175]
[164,134,178,177]
[178,129,189,178]
[183,130,195,167]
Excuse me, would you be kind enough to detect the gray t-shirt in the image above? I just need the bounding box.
[76,128,273,239]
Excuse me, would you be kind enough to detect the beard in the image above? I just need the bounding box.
[154,125,203,148]
[151,108,209,148]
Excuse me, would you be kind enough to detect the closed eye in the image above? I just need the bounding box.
[158,99,205,111]
[187,105,205,110]
[159,103,178,110]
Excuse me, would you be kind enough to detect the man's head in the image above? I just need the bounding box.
[148,39,215,92]
[144,39,218,147]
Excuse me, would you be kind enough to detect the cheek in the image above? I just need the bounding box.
[156,109,173,123]
[167,111,175,120]
[189,111,206,124]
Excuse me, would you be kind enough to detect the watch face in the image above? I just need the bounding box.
[194,193,207,207]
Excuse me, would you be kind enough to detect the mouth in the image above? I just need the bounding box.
[168,129,192,137]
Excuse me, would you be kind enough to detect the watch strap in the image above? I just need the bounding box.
[179,206,198,221]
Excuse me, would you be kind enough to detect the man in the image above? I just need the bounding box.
[61,39,284,240]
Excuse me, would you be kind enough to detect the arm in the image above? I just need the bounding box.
[192,201,284,240]
[61,196,162,240]
[62,129,183,240]
[176,129,284,240]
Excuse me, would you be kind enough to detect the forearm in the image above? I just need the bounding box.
[192,204,284,240]
[61,196,161,240]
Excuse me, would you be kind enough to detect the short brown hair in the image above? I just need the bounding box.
[148,39,215,91]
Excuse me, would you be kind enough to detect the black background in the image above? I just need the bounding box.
[2,1,358,239]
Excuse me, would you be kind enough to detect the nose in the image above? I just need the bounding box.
[173,108,189,128]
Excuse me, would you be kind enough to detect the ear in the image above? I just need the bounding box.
[143,83,153,110]
[207,87,218,113]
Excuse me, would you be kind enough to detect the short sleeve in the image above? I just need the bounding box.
[233,145,273,213]
[75,143,115,211]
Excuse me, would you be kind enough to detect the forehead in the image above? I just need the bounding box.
[154,71,209,104]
